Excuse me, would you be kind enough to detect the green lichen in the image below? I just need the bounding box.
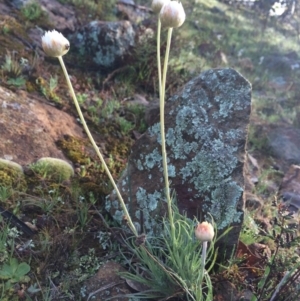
[106,69,251,233]
[147,69,250,229]
[107,69,251,232]
[76,21,135,68]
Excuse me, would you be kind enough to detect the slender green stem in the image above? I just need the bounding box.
[201,241,207,278]
[159,27,174,238]
[157,19,162,98]
[57,56,137,237]
[197,240,207,298]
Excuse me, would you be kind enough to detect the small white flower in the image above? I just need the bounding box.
[195,221,215,242]
[152,0,170,14]
[159,1,186,28]
[41,30,70,57]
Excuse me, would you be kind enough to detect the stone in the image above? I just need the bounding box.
[268,126,300,165]
[82,261,130,301]
[107,68,252,253]
[279,165,300,212]
[0,85,84,165]
[261,52,300,75]
[10,0,31,9]
[71,20,136,70]
[40,0,78,32]
[116,0,152,23]
[245,192,263,210]
[10,0,78,32]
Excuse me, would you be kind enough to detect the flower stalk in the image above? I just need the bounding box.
[159,27,174,238]
[195,221,215,289]
[155,0,185,239]
[41,30,137,237]
[57,56,138,237]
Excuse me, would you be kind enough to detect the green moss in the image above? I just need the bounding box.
[30,157,74,183]
[56,136,91,164]
[57,132,132,196]
[0,159,26,191]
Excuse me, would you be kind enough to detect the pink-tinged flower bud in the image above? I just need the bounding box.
[195,221,215,242]
[159,1,186,28]
[152,0,170,14]
[41,30,70,57]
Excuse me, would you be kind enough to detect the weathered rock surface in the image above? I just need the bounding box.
[280,164,300,212]
[40,0,78,32]
[9,0,78,32]
[0,86,84,165]
[107,68,252,252]
[71,20,136,70]
[268,126,300,166]
[83,261,130,301]
[116,0,153,23]
[261,51,300,74]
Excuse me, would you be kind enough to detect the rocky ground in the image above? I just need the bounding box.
[0,0,300,300]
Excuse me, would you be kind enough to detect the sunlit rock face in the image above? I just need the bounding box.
[106,68,252,253]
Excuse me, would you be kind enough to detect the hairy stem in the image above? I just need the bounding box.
[159,27,174,238]
[57,56,137,237]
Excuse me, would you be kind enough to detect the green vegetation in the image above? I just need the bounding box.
[1,52,26,87]
[0,0,300,300]
[30,157,74,183]
[21,0,44,21]
[56,0,117,21]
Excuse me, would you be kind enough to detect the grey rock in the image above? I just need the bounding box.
[72,20,136,70]
[83,261,130,301]
[116,0,153,23]
[40,0,78,32]
[261,52,300,74]
[245,192,263,209]
[280,165,300,212]
[10,0,31,9]
[268,127,300,164]
[106,68,252,254]
[118,0,135,5]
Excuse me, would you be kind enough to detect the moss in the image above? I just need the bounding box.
[56,136,91,164]
[0,159,26,191]
[30,157,74,183]
[57,133,131,196]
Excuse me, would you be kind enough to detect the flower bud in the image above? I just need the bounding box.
[152,0,170,14]
[41,30,70,57]
[159,1,186,28]
[195,221,215,242]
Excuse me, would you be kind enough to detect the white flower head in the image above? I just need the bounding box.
[195,221,215,242]
[152,0,170,14]
[159,1,186,28]
[41,30,70,57]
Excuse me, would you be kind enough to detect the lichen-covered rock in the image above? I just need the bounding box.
[107,68,251,252]
[72,20,136,70]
